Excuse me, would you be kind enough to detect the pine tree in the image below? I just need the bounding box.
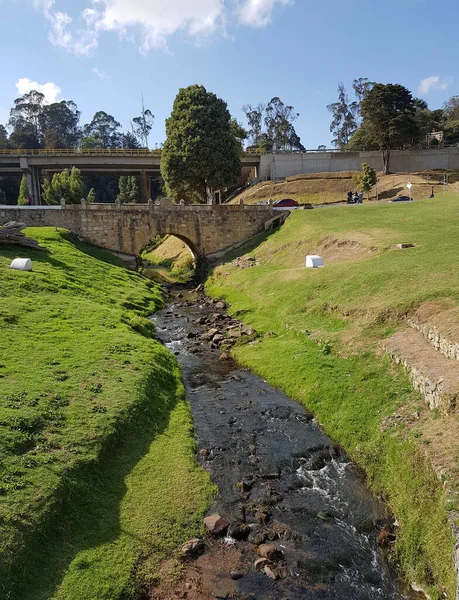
[117,176,129,203]
[69,167,84,203]
[128,176,141,203]
[161,85,241,203]
[87,188,96,203]
[41,167,84,204]
[18,174,29,205]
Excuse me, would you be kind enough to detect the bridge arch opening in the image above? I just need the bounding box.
[141,234,199,283]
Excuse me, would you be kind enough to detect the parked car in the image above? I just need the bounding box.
[389,196,413,203]
[273,198,299,207]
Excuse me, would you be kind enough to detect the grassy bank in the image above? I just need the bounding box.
[207,196,459,597]
[0,229,213,600]
[229,170,459,205]
[142,235,194,282]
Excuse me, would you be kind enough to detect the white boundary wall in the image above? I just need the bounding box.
[259,148,459,180]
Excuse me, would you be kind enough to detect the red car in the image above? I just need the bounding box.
[273,198,299,207]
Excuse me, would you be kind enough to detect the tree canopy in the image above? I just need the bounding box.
[358,84,418,173]
[42,167,84,205]
[243,98,305,152]
[131,99,154,148]
[356,163,377,200]
[117,176,141,203]
[327,83,358,149]
[161,85,242,203]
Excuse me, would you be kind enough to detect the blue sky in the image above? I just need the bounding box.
[0,0,457,148]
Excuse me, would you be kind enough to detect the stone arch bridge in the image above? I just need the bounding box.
[0,201,286,263]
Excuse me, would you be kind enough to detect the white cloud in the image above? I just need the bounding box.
[32,0,293,55]
[92,66,108,80]
[419,75,453,95]
[15,77,62,103]
[239,0,293,27]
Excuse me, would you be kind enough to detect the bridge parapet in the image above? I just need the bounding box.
[0,203,286,260]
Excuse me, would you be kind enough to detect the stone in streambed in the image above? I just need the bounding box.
[254,557,271,571]
[257,544,284,562]
[203,513,230,536]
[201,328,219,340]
[228,523,250,540]
[219,352,231,361]
[181,538,205,558]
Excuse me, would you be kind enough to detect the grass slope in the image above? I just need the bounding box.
[230,170,459,205]
[207,196,459,598]
[143,235,194,282]
[0,229,213,600]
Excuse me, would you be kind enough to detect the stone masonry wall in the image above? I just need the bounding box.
[382,344,456,411]
[408,318,459,362]
[0,204,282,258]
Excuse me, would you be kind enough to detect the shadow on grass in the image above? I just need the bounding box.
[62,232,129,269]
[213,228,280,269]
[1,353,181,600]
[378,187,403,200]
[0,243,75,274]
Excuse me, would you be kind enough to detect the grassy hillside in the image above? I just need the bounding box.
[207,196,459,598]
[0,229,213,600]
[230,170,459,205]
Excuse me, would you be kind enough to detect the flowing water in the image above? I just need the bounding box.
[152,288,421,600]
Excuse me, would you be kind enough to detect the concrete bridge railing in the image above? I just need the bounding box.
[0,202,286,261]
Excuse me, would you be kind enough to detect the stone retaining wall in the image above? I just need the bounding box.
[408,318,459,362]
[382,343,457,412]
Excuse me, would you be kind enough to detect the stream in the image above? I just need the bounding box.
[152,287,421,600]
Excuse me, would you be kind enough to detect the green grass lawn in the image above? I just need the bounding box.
[207,196,459,598]
[0,229,213,600]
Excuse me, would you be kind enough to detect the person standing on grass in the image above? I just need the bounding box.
[430,186,435,198]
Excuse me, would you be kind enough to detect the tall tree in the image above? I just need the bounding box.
[9,90,45,146]
[243,99,304,152]
[442,96,459,121]
[131,99,154,148]
[265,97,304,152]
[161,85,241,204]
[352,78,375,104]
[121,132,142,149]
[17,174,29,205]
[39,100,81,148]
[82,111,121,148]
[0,125,8,149]
[359,84,418,174]
[242,103,265,147]
[327,83,358,148]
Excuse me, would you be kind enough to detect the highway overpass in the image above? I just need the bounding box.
[0,148,262,204]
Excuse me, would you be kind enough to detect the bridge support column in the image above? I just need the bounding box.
[20,158,42,205]
[140,171,151,203]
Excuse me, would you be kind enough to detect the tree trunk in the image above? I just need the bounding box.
[206,184,215,205]
[382,148,390,175]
